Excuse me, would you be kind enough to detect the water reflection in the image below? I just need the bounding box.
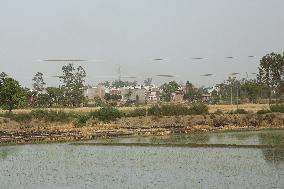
[0,147,16,160]
[90,129,284,165]
[91,129,284,146]
[149,134,210,144]
[261,148,284,165]
[258,133,284,165]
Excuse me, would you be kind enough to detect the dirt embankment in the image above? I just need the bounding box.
[0,113,284,144]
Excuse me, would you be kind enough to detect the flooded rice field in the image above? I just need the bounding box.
[0,129,284,189]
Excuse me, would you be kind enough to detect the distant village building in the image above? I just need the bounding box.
[120,87,146,104]
[202,94,212,102]
[84,85,105,100]
[109,88,121,96]
[171,90,184,103]
[146,91,160,104]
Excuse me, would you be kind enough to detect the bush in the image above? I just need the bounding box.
[214,109,224,115]
[160,104,189,116]
[211,116,228,127]
[229,109,248,114]
[0,111,13,118]
[125,108,147,117]
[147,104,209,116]
[96,106,121,122]
[31,109,69,122]
[0,112,32,122]
[31,109,48,119]
[188,103,209,115]
[148,105,162,116]
[270,104,284,113]
[11,113,32,122]
[45,111,69,122]
[257,109,272,114]
[75,113,94,128]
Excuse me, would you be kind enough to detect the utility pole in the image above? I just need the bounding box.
[118,64,121,81]
[230,86,233,105]
[236,85,239,110]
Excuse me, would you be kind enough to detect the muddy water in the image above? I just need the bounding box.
[0,130,283,189]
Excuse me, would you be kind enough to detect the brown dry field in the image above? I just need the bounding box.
[0,103,270,114]
[208,104,270,113]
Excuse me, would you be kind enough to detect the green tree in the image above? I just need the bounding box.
[144,78,152,86]
[32,72,46,93]
[46,87,64,107]
[112,80,137,88]
[160,81,179,102]
[184,81,203,102]
[60,64,86,107]
[94,95,104,107]
[0,77,25,112]
[258,52,284,103]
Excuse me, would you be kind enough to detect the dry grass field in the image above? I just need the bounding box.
[0,104,270,114]
[208,104,270,113]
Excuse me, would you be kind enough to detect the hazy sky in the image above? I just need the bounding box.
[0,0,284,88]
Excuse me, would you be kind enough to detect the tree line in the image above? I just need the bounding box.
[0,52,283,111]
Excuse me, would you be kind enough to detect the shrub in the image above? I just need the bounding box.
[214,109,223,115]
[257,109,272,114]
[31,109,69,122]
[0,111,13,118]
[160,104,189,116]
[270,104,284,113]
[235,109,248,114]
[188,103,209,115]
[229,109,248,114]
[211,116,228,127]
[147,104,209,116]
[126,108,147,117]
[75,114,92,128]
[11,113,32,122]
[0,112,32,122]
[45,111,69,122]
[31,109,48,119]
[96,106,121,122]
[148,105,162,116]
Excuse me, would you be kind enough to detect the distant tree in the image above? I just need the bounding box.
[144,78,152,86]
[211,89,219,104]
[160,81,179,102]
[94,95,104,107]
[37,93,50,107]
[32,72,46,94]
[46,87,64,107]
[0,72,8,83]
[99,81,110,88]
[183,81,203,102]
[60,64,86,107]
[0,77,25,112]
[258,52,284,103]
[112,80,137,88]
[240,79,270,103]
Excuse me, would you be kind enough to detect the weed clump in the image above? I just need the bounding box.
[229,109,248,114]
[257,109,272,114]
[125,108,147,117]
[31,109,69,122]
[270,104,284,113]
